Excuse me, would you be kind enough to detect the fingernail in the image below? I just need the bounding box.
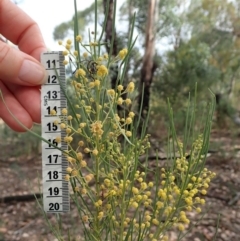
[19,60,47,84]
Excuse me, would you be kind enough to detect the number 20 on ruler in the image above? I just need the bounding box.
[41,52,70,212]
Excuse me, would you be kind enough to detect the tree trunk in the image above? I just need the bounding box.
[103,0,118,89]
[138,0,158,130]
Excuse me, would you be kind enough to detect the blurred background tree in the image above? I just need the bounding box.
[50,0,240,137]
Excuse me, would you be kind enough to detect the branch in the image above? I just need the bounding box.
[0,193,41,203]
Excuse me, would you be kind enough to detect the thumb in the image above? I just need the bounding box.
[0,41,48,86]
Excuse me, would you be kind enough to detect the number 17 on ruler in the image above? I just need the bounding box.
[41,51,70,212]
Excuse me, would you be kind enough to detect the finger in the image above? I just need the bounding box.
[0,42,47,86]
[0,0,46,60]
[6,83,41,123]
[0,80,33,132]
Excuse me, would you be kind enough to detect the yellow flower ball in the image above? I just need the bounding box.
[131,201,138,208]
[98,211,104,220]
[126,131,132,137]
[76,35,82,42]
[107,89,115,96]
[84,148,90,153]
[117,85,124,91]
[65,44,71,50]
[78,141,84,147]
[81,188,87,194]
[55,136,61,143]
[129,111,135,118]
[125,98,132,105]
[83,52,88,58]
[85,174,94,182]
[71,169,78,176]
[125,117,132,124]
[66,167,73,173]
[94,79,100,87]
[132,187,139,195]
[118,48,128,60]
[97,65,108,77]
[65,174,70,181]
[201,189,207,195]
[152,218,159,226]
[77,68,86,77]
[196,207,201,213]
[62,50,68,56]
[80,160,87,167]
[66,39,72,44]
[82,215,88,222]
[126,81,135,93]
[63,60,68,65]
[92,149,99,156]
[178,223,185,231]
[117,97,123,105]
[61,108,68,115]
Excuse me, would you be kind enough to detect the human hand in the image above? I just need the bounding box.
[0,0,48,132]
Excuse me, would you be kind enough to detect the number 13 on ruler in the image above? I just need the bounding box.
[41,52,70,212]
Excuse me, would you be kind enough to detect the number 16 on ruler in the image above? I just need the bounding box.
[41,52,70,212]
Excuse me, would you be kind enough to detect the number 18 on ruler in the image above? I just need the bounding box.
[41,51,70,212]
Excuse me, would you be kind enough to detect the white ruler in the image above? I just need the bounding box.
[41,51,70,212]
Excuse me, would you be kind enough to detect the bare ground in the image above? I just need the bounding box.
[1,130,240,241]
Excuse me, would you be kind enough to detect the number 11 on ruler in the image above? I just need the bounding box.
[41,51,70,212]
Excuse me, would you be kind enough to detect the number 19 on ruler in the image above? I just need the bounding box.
[41,52,70,212]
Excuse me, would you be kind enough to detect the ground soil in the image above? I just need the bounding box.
[1,129,240,241]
